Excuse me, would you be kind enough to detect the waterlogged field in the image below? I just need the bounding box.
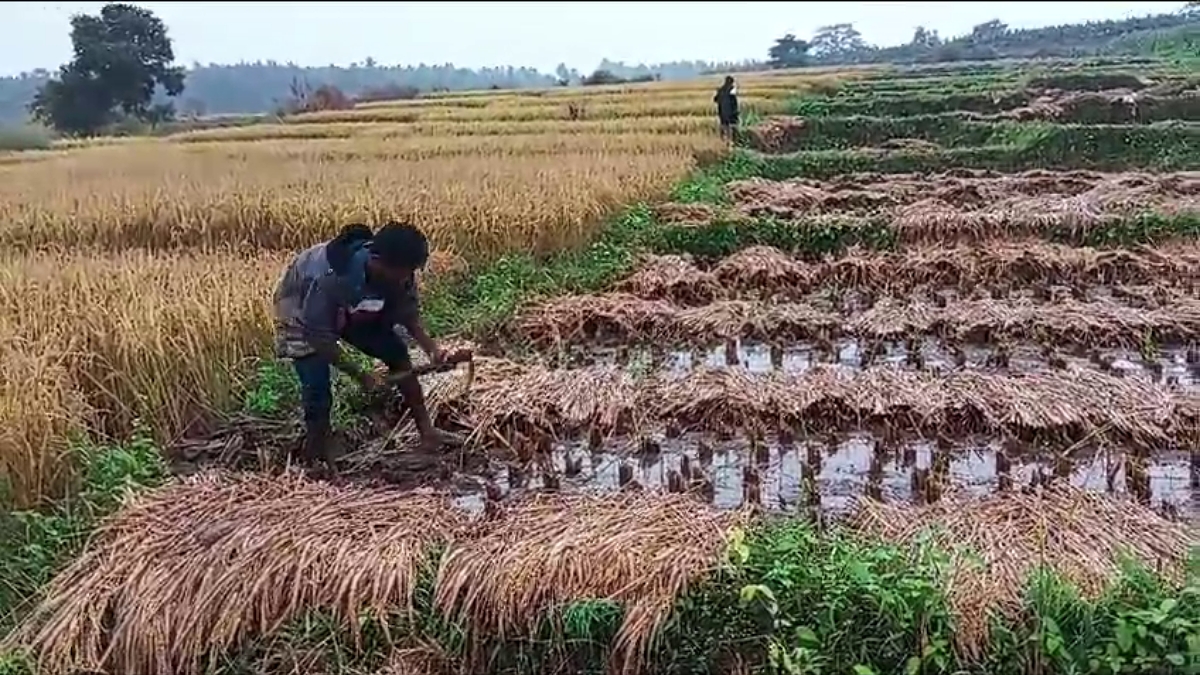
[4,58,1200,675]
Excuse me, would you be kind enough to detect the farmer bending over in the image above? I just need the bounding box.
[273,221,463,468]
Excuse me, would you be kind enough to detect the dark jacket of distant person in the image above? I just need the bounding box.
[714,76,739,125]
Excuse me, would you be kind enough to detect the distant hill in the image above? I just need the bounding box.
[1,7,1196,125]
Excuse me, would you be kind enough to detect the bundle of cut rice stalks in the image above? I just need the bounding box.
[434,491,746,675]
[712,245,813,295]
[614,253,719,305]
[611,241,1200,301]
[7,472,467,675]
[459,361,1183,446]
[853,485,1198,661]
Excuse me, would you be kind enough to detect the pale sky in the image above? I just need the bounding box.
[3,1,1189,76]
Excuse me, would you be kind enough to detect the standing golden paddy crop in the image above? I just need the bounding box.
[0,134,719,258]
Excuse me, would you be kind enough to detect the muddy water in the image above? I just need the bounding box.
[450,338,1199,520]
[573,338,1198,390]
[451,431,1200,523]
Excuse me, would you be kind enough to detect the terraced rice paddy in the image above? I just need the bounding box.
[4,57,1200,675]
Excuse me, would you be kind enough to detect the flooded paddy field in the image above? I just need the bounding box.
[450,430,1200,523]
[567,339,1200,389]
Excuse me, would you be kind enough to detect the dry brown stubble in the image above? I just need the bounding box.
[433,491,744,675]
[853,485,1199,661]
[6,471,467,675]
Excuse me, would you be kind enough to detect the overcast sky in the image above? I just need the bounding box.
[3,1,1188,76]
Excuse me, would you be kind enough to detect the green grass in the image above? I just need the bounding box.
[0,424,166,635]
[734,121,1200,177]
[753,116,1200,153]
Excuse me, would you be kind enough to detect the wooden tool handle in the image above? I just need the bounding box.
[387,349,474,381]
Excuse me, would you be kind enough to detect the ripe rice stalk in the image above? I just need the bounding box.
[5,471,467,675]
[434,491,745,675]
[852,485,1198,661]
[169,116,719,143]
[357,82,809,110]
[0,250,285,507]
[0,145,705,259]
[285,96,788,125]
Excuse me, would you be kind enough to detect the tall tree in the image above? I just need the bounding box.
[768,34,811,69]
[30,3,185,136]
[810,23,871,62]
[970,19,1010,43]
[910,26,942,48]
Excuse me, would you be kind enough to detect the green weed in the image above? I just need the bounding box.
[0,423,166,633]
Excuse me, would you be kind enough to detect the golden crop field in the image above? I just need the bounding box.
[0,70,836,508]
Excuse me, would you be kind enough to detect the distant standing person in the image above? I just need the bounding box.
[714,76,739,142]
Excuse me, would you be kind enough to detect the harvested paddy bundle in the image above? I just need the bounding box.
[728,170,1199,217]
[849,296,1200,344]
[711,245,813,294]
[723,171,1200,245]
[655,242,1200,298]
[613,253,719,305]
[673,300,840,342]
[8,472,466,675]
[890,198,1117,244]
[514,293,676,347]
[434,492,743,674]
[461,362,1181,444]
[853,486,1198,660]
[467,356,647,442]
[515,292,1200,349]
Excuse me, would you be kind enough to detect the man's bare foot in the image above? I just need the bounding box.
[417,429,465,452]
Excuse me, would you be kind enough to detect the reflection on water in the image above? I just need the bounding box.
[453,431,1200,524]
[451,338,1198,518]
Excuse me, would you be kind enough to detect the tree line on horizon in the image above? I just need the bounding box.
[1,1,1196,131]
